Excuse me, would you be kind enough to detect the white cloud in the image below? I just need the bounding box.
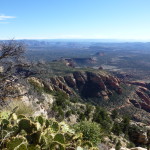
[0,15,16,21]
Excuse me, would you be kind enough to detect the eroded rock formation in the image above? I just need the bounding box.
[28,71,122,100]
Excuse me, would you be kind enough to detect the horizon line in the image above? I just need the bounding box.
[0,38,150,42]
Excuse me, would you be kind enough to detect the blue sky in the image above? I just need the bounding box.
[0,0,150,40]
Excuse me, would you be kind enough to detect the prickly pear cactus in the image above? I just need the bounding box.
[6,136,26,150]
[17,114,27,119]
[82,141,93,149]
[36,116,44,126]
[60,122,74,134]
[27,145,41,150]
[50,141,65,150]
[26,131,41,144]
[45,119,50,128]
[15,143,27,150]
[18,118,36,134]
[0,111,10,120]
[40,128,53,148]
[73,133,83,140]
[1,119,9,129]
[91,147,99,150]
[54,133,65,144]
[0,113,99,150]
[36,122,41,131]
[0,130,7,140]
[64,132,73,142]
[51,121,60,132]
[76,139,82,146]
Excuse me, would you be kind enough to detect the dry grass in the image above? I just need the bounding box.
[2,100,35,117]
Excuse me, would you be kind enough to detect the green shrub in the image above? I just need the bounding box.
[70,96,79,103]
[127,142,135,148]
[93,107,112,131]
[78,113,86,121]
[111,122,122,136]
[84,104,93,120]
[115,140,121,150]
[74,121,101,145]
[111,110,118,120]
[54,91,69,109]
[121,116,130,134]
[65,110,72,117]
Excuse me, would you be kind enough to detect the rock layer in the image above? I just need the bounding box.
[129,81,150,113]
[28,71,122,100]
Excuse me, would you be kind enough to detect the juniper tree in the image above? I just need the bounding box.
[0,40,27,103]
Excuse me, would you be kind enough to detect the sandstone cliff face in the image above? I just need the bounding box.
[128,81,150,113]
[40,72,150,114]
[28,71,122,100]
[127,81,146,87]
[72,71,122,99]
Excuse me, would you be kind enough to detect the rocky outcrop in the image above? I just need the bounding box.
[136,90,150,105]
[64,75,77,88]
[68,71,122,99]
[49,77,74,95]
[128,85,150,113]
[128,81,150,92]
[87,72,107,91]
[128,123,150,146]
[28,71,122,100]
[128,81,146,87]
[128,81,150,113]
[139,102,150,113]
[130,97,150,113]
[129,99,141,108]
[73,71,87,89]
[28,77,44,88]
[80,72,110,99]
[105,76,122,94]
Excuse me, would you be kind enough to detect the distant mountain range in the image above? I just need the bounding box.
[1,39,150,43]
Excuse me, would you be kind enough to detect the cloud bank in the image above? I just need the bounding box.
[0,15,16,20]
[0,14,16,24]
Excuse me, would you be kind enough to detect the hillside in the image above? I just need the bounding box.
[0,42,150,150]
[25,61,150,123]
